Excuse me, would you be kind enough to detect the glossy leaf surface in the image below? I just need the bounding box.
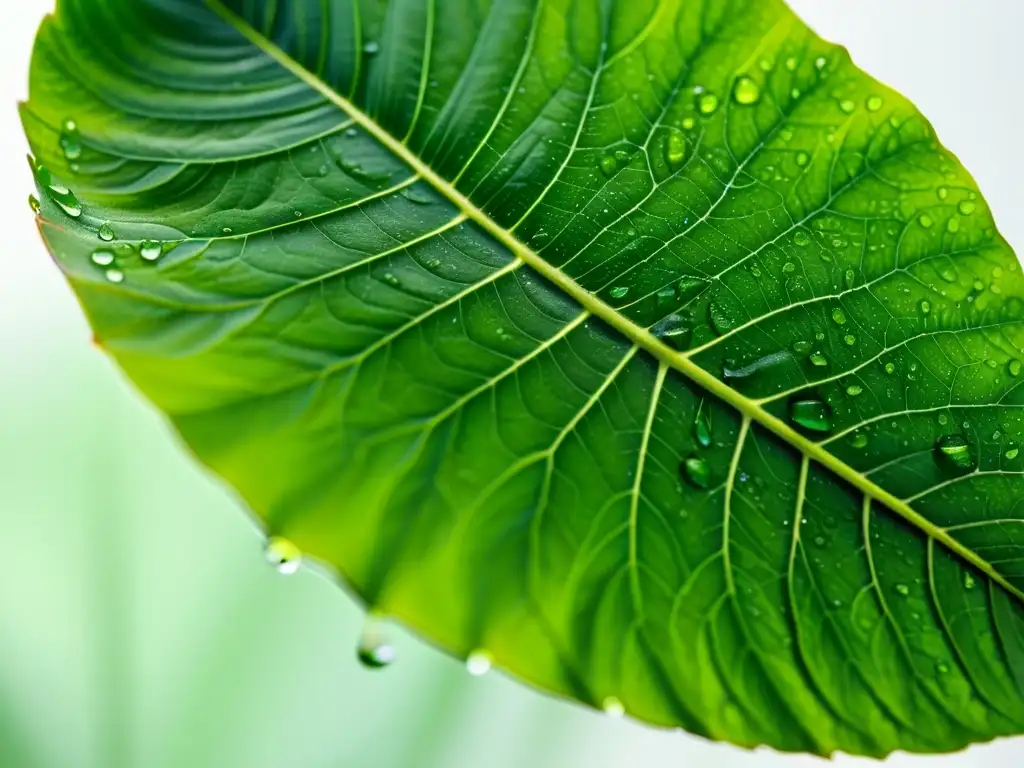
[22,0,1024,756]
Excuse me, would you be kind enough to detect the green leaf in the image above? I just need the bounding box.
[22,0,1024,756]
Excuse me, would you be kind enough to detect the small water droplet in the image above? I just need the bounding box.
[831,308,847,325]
[466,650,492,676]
[697,92,719,115]
[602,696,625,718]
[919,300,931,315]
[790,399,832,432]
[919,214,934,228]
[851,433,869,449]
[666,130,687,170]
[935,434,975,471]
[1008,359,1021,377]
[1005,447,1019,460]
[866,96,883,112]
[795,152,809,168]
[732,76,761,105]
[363,41,380,55]
[793,231,810,246]
[681,455,710,489]
[599,155,617,177]
[884,362,896,375]
[843,334,856,346]
[139,240,162,262]
[265,536,302,575]
[838,99,856,114]
[937,186,948,200]
[28,194,40,214]
[846,384,863,396]
[936,661,950,675]
[104,268,124,284]
[651,314,693,350]
[95,223,115,242]
[814,56,828,70]
[400,186,433,205]
[91,249,115,267]
[785,56,798,71]
[792,340,812,355]
[709,300,738,334]
[940,267,957,282]
[947,218,960,234]
[59,118,82,161]
[964,572,976,590]
[809,351,828,368]
[609,286,629,300]
[694,400,712,448]
[958,200,976,216]
[895,584,910,596]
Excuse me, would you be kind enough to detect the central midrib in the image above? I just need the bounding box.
[205,0,1024,604]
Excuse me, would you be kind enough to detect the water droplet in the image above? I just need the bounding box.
[918,214,934,229]
[104,268,124,284]
[363,41,380,55]
[947,218,960,234]
[400,186,433,205]
[466,650,492,676]
[59,119,82,161]
[681,455,710,489]
[809,351,828,368]
[265,536,302,575]
[709,300,738,334]
[838,99,855,114]
[895,584,910,596]
[91,249,115,267]
[937,413,949,426]
[937,186,948,200]
[940,267,957,282]
[785,56,798,71]
[96,223,115,242]
[844,334,856,346]
[935,434,975,471]
[790,399,832,432]
[1006,447,1019,460]
[958,200,976,215]
[831,308,847,325]
[694,400,712,448]
[723,350,792,379]
[666,130,687,170]
[651,314,693,350]
[34,161,82,217]
[28,194,41,214]
[814,56,827,70]
[813,536,826,547]
[795,152,809,167]
[846,384,863,396]
[792,340,812,355]
[599,155,617,177]
[139,240,162,262]
[866,96,883,112]
[1009,359,1021,377]
[357,627,397,670]
[964,572,976,590]
[936,661,950,675]
[697,92,719,115]
[732,76,761,105]
[919,299,931,315]
[609,286,629,300]
[602,697,625,718]
[884,362,896,375]
[681,116,695,130]
[794,231,810,246]
[851,433,869,449]
[783,261,797,274]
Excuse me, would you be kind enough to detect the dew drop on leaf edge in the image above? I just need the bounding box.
[265,536,302,575]
[602,696,625,718]
[466,650,493,677]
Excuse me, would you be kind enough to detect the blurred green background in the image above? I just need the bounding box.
[3,2,1024,766]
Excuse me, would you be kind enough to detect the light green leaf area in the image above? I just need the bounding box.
[22,0,1024,757]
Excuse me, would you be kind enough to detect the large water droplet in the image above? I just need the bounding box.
[98,223,115,242]
[1009,359,1021,377]
[357,619,396,670]
[265,536,302,575]
[140,240,162,262]
[709,299,739,334]
[809,351,828,368]
[651,313,692,350]
[59,119,82,161]
[958,200,976,216]
[790,399,832,432]
[33,160,82,218]
[104,268,124,284]
[466,650,492,677]
[722,350,791,379]
[599,155,617,177]
[602,696,625,718]
[732,76,761,105]
[935,435,975,471]
[681,455,710,489]
[400,186,433,205]
[831,308,847,325]
[91,249,115,267]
